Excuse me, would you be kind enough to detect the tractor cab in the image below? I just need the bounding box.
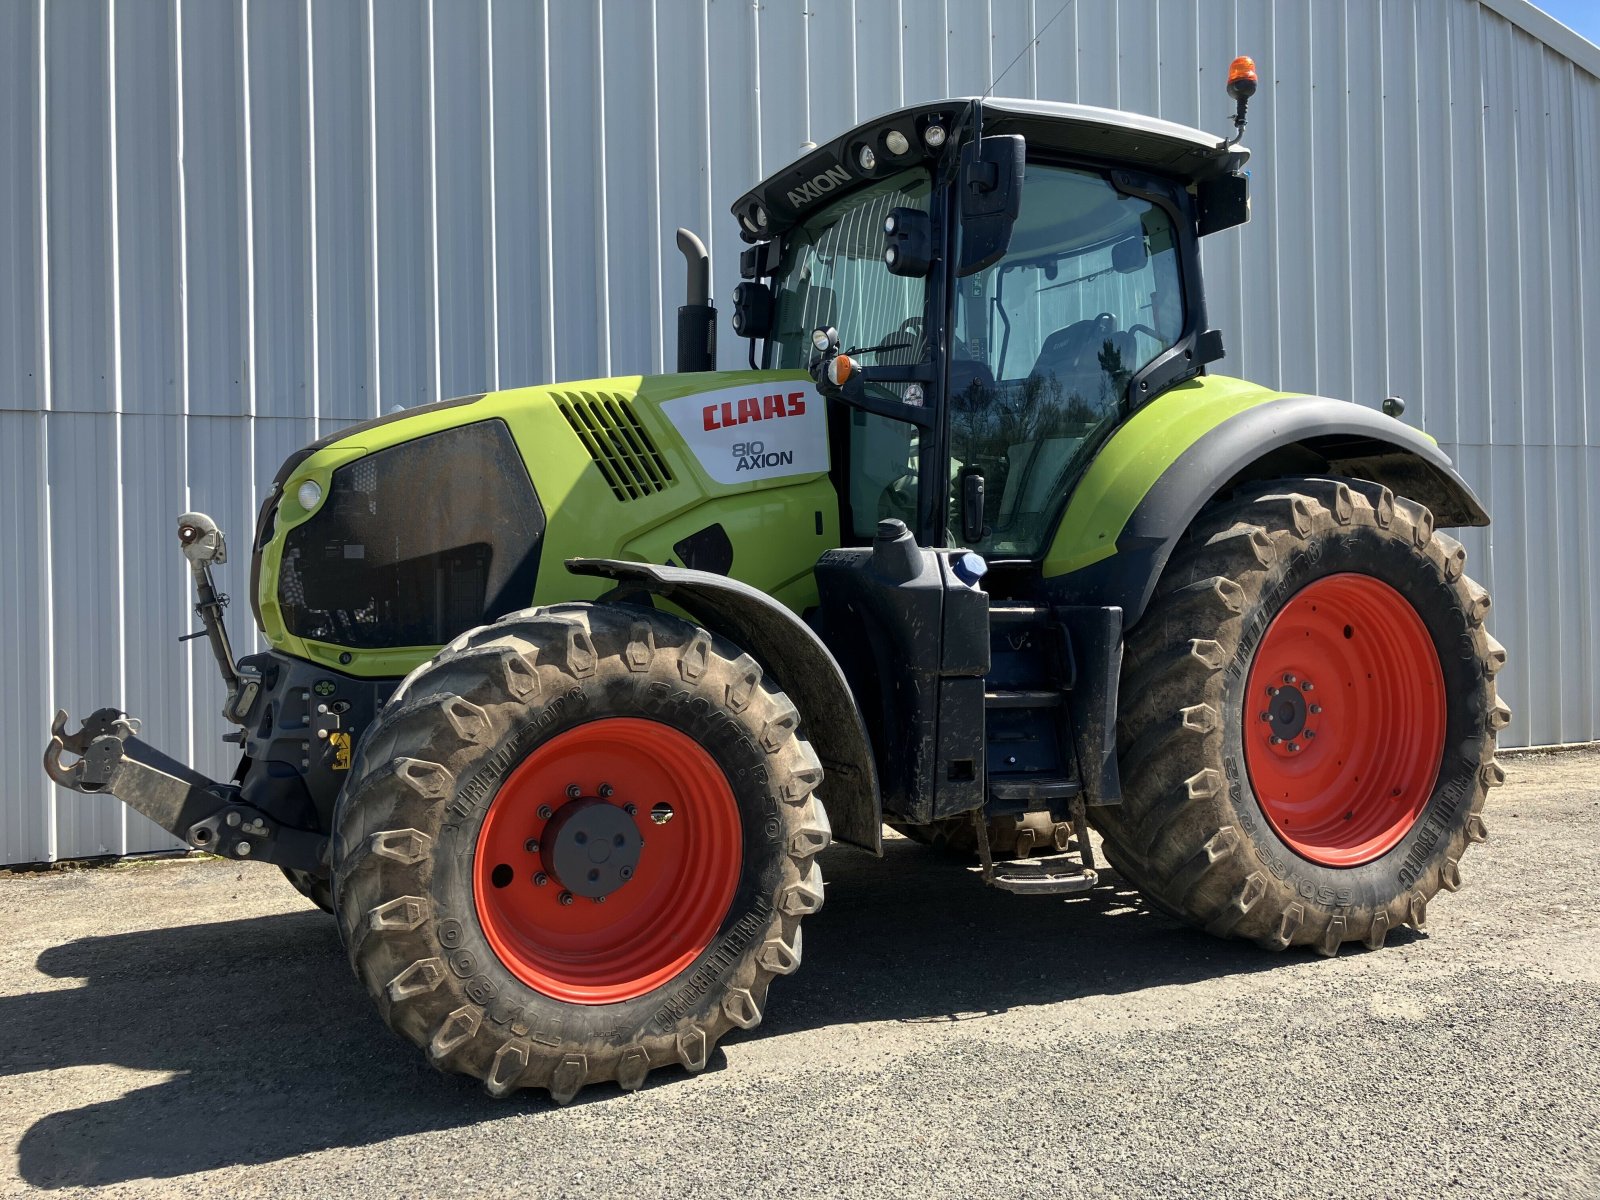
[727,97,1252,558]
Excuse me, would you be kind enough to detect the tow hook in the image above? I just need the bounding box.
[44,707,326,871]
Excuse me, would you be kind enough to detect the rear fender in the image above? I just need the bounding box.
[565,558,882,854]
[1043,384,1489,629]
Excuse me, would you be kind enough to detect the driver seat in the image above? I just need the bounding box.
[1030,319,1136,407]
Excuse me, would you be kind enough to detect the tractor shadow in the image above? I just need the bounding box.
[7,837,1417,1189]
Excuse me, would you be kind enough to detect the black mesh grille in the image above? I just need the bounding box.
[556,390,675,501]
[278,419,544,649]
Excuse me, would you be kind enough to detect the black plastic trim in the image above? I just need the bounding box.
[252,393,488,631]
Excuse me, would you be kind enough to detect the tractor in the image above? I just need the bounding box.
[45,60,1508,1102]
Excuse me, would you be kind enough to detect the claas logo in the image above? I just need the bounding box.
[702,391,807,431]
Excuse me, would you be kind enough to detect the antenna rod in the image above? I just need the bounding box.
[983,0,1076,100]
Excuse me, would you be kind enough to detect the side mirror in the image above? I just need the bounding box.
[883,208,933,277]
[731,281,774,340]
[956,135,1024,277]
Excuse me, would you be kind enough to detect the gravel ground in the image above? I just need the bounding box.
[2,749,1597,1199]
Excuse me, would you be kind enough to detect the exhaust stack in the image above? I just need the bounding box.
[674,228,717,372]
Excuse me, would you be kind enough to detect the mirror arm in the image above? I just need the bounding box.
[810,360,936,428]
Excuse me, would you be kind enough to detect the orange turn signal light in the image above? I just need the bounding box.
[827,354,855,387]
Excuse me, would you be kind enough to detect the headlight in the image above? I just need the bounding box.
[923,124,946,148]
[858,145,876,171]
[296,479,323,512]
[885,129,910,156]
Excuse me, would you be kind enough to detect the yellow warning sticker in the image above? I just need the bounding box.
[329,731,352,770]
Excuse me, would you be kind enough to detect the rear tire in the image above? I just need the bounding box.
[1092,477,1508,955]
[331,602,830,1101]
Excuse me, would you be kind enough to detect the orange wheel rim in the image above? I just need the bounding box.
[473,718,742,1004]
[1243,573,1446,868]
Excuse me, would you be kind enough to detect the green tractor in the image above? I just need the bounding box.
[46,65,1508,1102]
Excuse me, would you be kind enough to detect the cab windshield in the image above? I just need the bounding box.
[951,164,1185,557]
[769,168,931,373]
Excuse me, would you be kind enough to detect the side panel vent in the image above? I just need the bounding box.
[555,391,676,501]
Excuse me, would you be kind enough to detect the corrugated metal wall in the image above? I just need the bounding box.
[2,0,1597,864]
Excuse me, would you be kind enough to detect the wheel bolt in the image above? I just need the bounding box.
[533,872,548,887]
[1283,673,1297,685]
[558,891,574,906]
[1304,730,1317,739]
[565,784,582,800]
[1268,686,1279,697]
[1288,742,1301,753]
[592,894,606,905]
[599,783,614,798]
[524,838,539,853]
[537,804,553,820]
[620,866,634,880]
[1310,704,1323,715]
[1259,711,1271,722]
[623,802,637,816]
[1301,681,1314,692]
[1269,736,1281,745]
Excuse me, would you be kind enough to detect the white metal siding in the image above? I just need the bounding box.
[2,0,1596,863]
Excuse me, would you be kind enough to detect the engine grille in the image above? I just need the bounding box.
[555,390,675,501]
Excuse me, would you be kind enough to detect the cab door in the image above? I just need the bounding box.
[946,161,1189,560]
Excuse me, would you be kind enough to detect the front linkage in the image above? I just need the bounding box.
[44,514,326,874]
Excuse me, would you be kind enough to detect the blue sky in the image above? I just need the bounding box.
[1534,0,1600,47]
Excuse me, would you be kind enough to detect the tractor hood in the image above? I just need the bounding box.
[249,371,837,677]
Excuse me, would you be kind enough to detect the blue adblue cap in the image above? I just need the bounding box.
[952,551,988,588]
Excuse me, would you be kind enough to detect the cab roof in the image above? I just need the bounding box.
[732,97,1248,241]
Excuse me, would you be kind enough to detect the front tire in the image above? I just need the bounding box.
[280,866,334,914]
[331,603,830,1101]
[1093,477,1509,955]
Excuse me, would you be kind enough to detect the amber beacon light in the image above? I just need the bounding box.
[1225,54,1258,145]
[1227,55,1259,99]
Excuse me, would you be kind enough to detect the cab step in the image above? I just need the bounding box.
[987,602,1050,624]
[984,688,1063,709]
[988,775,1081,803]
[970,854,1099,895]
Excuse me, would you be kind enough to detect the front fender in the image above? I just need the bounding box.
[1043,377,1489,628]
[565,558,882,854]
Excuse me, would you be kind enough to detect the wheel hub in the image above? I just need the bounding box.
[541,797,643,899]
[1259,674,1321,753]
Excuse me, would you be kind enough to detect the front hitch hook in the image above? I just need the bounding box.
[45,708,142,790]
